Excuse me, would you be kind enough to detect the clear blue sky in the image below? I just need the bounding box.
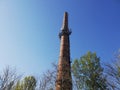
[0,0,120,75]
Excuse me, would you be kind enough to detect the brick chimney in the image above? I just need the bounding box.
[55,12,72,90]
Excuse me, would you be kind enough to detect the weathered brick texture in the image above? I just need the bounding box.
[56,12,72,90]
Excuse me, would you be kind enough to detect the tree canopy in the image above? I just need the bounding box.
[72,51,107,90]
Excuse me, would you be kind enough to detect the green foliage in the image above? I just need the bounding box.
[23,76,36,90]
[72,51,107,90]
[14,76,36,90]
[14,80,23,90]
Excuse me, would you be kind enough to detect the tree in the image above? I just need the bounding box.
[14,76,36,90]
[0,66,20,90]
[13,80,23,90]
[105,49,120,90]
[13,62,57,90]
[72,51,107,90]
[23,76,36,90]
[38,62,57,90]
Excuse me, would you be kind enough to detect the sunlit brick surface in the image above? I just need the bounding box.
[56,12,72,90]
